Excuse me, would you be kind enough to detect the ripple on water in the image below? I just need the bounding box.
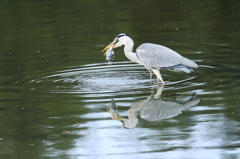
[29,62,155,94]
[27,61,210,94]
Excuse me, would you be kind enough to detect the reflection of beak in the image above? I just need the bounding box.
[102,41,117,52]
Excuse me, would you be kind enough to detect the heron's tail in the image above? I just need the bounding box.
[180,57,198,68]
[163,64,195,73]
[175,66,194,73]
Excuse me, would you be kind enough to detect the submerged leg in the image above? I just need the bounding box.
[152,69,165,86]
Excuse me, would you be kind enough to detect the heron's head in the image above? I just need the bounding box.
[102,33,132,52]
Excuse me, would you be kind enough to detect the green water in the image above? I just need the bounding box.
[0,0,239,159]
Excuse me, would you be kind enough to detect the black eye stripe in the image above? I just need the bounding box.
[116,34,125,38]
[116,34,132,39]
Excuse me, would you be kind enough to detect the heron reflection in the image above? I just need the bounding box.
[107,87,200,129]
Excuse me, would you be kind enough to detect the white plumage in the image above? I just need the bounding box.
[102,33,198,86]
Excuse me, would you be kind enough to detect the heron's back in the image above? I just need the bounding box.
[136,43,198,73]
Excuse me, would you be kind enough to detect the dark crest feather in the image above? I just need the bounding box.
[116,33,132,40]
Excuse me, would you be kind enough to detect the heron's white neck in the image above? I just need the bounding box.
[123,37,142,64]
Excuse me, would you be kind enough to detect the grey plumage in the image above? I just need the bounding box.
[140,98,200,121]
[102,33,198,85]
[136,43,198,73]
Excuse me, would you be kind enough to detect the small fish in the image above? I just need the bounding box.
[103,46,114,65]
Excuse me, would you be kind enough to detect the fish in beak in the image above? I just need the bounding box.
[102,39,119,52]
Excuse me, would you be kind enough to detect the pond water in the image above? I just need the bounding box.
[0,0,239,159]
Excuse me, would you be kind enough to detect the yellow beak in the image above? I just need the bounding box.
[102,41,116,52]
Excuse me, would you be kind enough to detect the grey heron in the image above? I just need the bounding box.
[102,33,198,86]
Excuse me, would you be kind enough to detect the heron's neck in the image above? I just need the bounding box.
[123,38,142,64]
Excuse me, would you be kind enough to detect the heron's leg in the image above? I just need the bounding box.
[157,78,163,87]
[148,69,153,79]
[144,66,153,79]
[154,85,164,99]
[152,69,165,86]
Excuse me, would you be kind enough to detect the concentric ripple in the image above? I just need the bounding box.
[29,62,155,94]
[26,61,206,94]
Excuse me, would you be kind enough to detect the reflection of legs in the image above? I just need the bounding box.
[154,85,164,99]
[152,69,165,86]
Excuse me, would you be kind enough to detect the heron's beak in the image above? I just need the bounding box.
[102,40,118,52]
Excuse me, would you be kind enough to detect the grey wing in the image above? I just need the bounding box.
[136,43,198,70]
[140,98,200,121]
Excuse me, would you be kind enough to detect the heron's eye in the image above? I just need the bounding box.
[115,39,119,43]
